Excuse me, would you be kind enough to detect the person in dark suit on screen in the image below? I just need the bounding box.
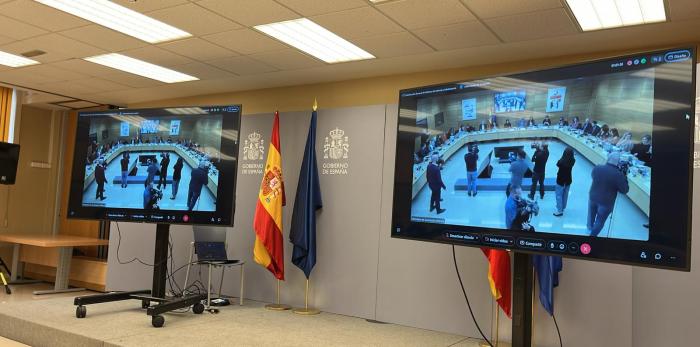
[187,161,209,211]
[591,121,602,137]
[529,143,549,200]
[554,147,575,216]
[120,153,129,188]
[588,152,629,237]
[507,150,529,196]
[171,157,184,199]
[157,153,170,190]
[582,118,593,134]
[95,159,107,201]
[427,154,446,214]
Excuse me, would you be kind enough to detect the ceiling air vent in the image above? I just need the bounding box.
[21,50,46,58]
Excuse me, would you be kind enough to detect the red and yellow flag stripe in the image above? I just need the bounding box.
[253,111,286,280]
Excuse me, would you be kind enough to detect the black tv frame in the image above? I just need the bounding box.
[0,142,20,185]
[66,105,241,227]
[392,46,696,272]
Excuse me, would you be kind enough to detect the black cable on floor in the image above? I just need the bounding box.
[452,245,493,347]
[553,313,563,347]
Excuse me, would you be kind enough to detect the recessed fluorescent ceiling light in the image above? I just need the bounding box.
[0,50,39,67]
[84,54,198,83]
[566,0,666,31]
[254,18,375,64]
[34,0,191,43]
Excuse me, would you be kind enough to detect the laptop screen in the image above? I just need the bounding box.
[195,242,228,261]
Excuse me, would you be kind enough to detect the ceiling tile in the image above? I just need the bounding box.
[668,0,700,21]
[158,38,239,62]
[196,0,300,26]
[0,34,106,63]
[207,56,278,75]
[120,46,193,67]
[147,3,242,36]
[0,0,91,31]
[484,8,578,42]
[203,29,287,55]
[36,80,101,97]
[275,0,368,16]
[167,62,237,80]
[24,91,74,104]
[111,0,190,12]
[311,6,405,39]
[56,100,101,109]
[350,32,434,58]
[462,0,562,19]
[63,78,131,93]
[377,0,476,30]
[250,49,324,70]
[51,59,122,77]
[59,25,148,52]
[14,64,88,81]
[0,14,47,40]
[413,21,500,50]
[100,72,165,88]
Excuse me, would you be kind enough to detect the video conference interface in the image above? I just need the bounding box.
[68,106,241,226]
[394,48,695,269]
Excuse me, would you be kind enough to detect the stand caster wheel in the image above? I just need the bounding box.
[151,315,165,328]
[193,303,205,314]
[76,305,86,319]
[141,300,150,309]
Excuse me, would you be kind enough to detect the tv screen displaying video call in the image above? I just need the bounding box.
[67,106,241,226]
[392,47,695,270]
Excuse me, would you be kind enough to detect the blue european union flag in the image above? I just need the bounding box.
[534,255,562,316]
[289,110,323,278]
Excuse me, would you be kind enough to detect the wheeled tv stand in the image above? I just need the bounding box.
[73,223,207,327]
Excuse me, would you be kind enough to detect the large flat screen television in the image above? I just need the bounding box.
[393,47,695,270]
[0,142,20,185]
[66,105,241,226]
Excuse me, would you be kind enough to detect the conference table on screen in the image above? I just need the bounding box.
[83,143,220,198]
[412,126,651,216]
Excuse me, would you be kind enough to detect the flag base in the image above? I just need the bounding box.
[265,303,291,311]
[292,307,320,315]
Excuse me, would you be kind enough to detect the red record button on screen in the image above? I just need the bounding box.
[580,243,592,255]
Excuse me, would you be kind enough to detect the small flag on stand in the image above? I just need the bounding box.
[481,248,512,318]
[253,111,286,280]
[289,103,323,278]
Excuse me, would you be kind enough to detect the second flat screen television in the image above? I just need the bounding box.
[66,105,241,226]
[393,47,695,270]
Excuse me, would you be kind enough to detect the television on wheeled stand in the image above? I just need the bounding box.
[67,105,241,327]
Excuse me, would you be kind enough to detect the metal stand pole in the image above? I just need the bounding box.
[265,279,291,310]
[512,252,534,347]
[293,278,320,315]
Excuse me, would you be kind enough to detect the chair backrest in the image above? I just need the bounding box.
[193,226,227,243]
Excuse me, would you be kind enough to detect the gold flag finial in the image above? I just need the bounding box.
[312,98,318,111]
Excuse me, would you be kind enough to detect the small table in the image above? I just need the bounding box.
[0,233,109,295]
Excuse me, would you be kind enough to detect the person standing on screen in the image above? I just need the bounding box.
[529,143,549,200]
[588,152,629,237]
[157,153,170,190]
[507,150,529,196]
[427,154,446,214]
[187,161,209,211]
[171,157,184,200]
[464,144,479,197]
[554,148,575,217]
[95,159,107,201]
[146,159,158,185]
[120,153,129,188]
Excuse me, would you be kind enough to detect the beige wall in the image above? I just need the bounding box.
[0,105,62,235]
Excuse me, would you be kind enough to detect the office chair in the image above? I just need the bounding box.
[183,227,244,310]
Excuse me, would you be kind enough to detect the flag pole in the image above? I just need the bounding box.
[293,277,320,315]
[265,279,291,310]
[480,299,500,347]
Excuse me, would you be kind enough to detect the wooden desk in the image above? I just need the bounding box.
[0,233,108,295]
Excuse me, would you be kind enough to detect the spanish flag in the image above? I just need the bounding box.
[481,248,512,318]
[253,111,286,280]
